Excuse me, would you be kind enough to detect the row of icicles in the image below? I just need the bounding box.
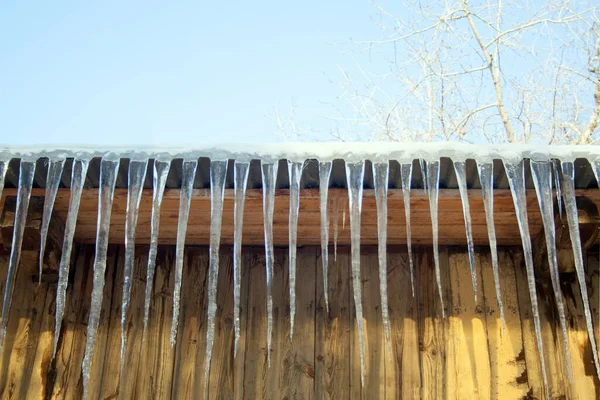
[0,156,597,399]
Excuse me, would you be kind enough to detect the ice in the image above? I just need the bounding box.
[233,161,249,357]
[204,160,228,397]
[39,158,65,282]
[287,161,302,339]
[373,162,391,350]
[0,160,35,357]
[142,157,171,343]
[552,160,563,218]
[503,159,549,398]
[560,161,600,379]
[170,158,198,347]
[120,157,149,374]
[476,162,505,328]
[420,158,428,192]
[453,161,478,301]
[332,197,340,262]
[530,160,573,381]
[261,161,278,367]
[400,162,415,297]
[346,161,366,386]
[319,161,332,312]
[53,158,90,357]
[82,156,120,400]
[426,160,445,317]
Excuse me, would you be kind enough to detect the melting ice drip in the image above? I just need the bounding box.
[1,146,599,396]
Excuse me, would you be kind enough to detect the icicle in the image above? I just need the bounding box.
[504,159,549,398]
[552,160,563,218]
[373,162,392,351]
[261,161,278,367]
[531,160,573,381]
[142,157,171,343]
[560,161,600,380]
[287,161,302,339]
[119,157,149,374]
[233,161,249,357]
[346,161,366,386]
[476,162,505,328]
[82,156,120,400]
[454,161,478,301]
[170,158,198,347]
[592,160,600,185]
[426,160,445,317]
[0,160,35,357]
[39,158,65,283]
[53,158,90,357]
[204,160,228,398]
[333,197,340,262]
[319,161,332,312]
[420,158,428,192]
[400,162,415,297]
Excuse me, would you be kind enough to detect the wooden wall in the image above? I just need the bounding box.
[0,244,598,399]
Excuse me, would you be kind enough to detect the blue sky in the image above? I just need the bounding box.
[0,1,379,145]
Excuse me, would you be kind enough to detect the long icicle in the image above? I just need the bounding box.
[531,160,573,382]
[560,161,600,380]
[261,161,278,367]
[204,160,228,398]
[0,160,35,357]
[552,159,563,218]
[400,162,415,297]
[142,157,171,343]
[82,156,120,400]
[233,161,249,357]
[373,162,391,350]
[288,161,302,339]
[120,157,149,375]
[170,158,198,347]
[39,157,65,283]
[504,159,549,399]
[53,158,90,357]
[454,161,478,301]
[426,160,445,317]
[333,197,340,262]
[476,161,505,328]
[319,161,332,312]
[346,161,366,386]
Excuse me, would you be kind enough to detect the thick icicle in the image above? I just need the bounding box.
[170,158,198,347]
[504,159,549,398]
[552,160,563,218]
[39,158,65,282]
[476,162,505,328]
[333,197,340,262]
[204,160,228,398]
[261,161,278,367]
[120,157,149,374]
[400,163,415,297]
[560,161,600,380]
[373,162,391,350]
[82,156,120,400]
[0,160,35,357]
[420,158,428,192]
[346,161,367,386]
[531,160,573,381]
[319,161,332,312]
[288,161,302,339]
[142,157,171,342]
[53,158,90,357]
[233,161,249,357]
[426,160,445,317]
[453,161,478,301]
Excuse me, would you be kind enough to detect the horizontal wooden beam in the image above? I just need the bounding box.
[1,188,598,247]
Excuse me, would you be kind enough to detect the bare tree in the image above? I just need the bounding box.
[274,0,600,144]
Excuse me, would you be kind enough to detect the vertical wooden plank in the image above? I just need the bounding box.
[479,249,529,399]
[445,249,491,398]
[348,247,361,400]
[170,247,208,399]
[588,252,600,376]
[264,247,286,397]
[385,247,421,399]
[315,247,351,399]
[233,248,251,399]
[241,248,269,398]
[134,248,176,399]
